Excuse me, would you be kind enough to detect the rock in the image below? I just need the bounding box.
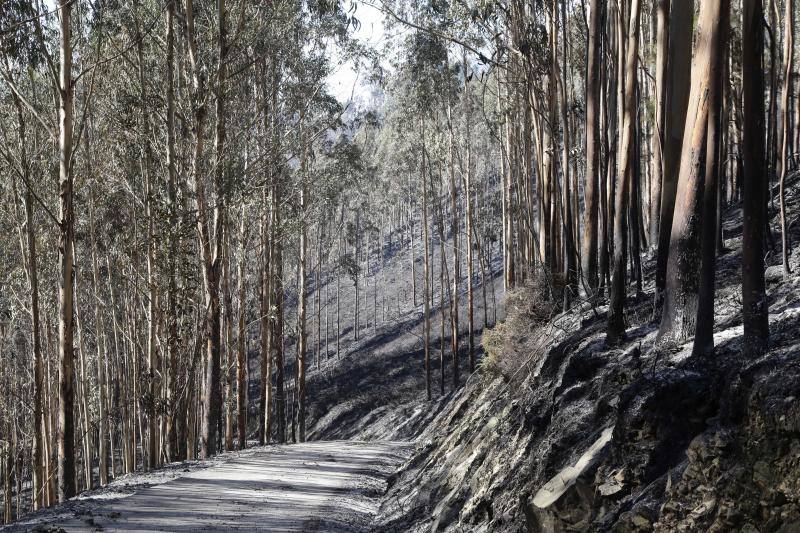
[690,498,717,519]
[631,514,651,528]
[598,480,624,497]
[612,369,714,485]
[752,460,772,489]
[765,265,786,283]
[523,428,615,531]
[598,469,626,497]
[533,427,614,509]
[431,503,460,533]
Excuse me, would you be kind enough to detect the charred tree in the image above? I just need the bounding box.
[741,0,771,355]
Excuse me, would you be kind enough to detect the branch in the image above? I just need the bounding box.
[360,0,511,68]
[70,37,102,171]
[32,0,59,88]
[73,1,167,85]
[0,67,56,139]
[0,124,60,227]
[0,0,75,35]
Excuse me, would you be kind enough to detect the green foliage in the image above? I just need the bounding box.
[0,0,44,66]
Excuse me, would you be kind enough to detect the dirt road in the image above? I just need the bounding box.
[4,441,412,532]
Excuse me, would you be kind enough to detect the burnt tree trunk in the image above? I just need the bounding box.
[741,0,771,355]
[607,0,641,345]
[659,0,729,345]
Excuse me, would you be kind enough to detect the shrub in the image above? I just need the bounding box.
[481,270,559,382]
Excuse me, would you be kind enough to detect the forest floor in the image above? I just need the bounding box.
[1,441,412,532]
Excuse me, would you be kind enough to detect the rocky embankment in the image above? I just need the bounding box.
[368,185,800,532]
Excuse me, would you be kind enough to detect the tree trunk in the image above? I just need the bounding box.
[56,0,76,502]
[297,179,308,443]
[421,127,432,401]
[607,0,641,345]
[768,0,779,195]
[73,266,93,491]
[655,0,693,308]
[28,187,45,505]
[258,60,274,446]
[236,204,248,450]
[499,71,515,290]
[778,0,794,276]
[446,102,460,389]
[462,52,475,374]
[582,0,602,293]
[12,91,45,508]
[354,211,360,341]
[222,219,235,452]
[438,172,448,397]
[189,0,226,459]
[410,208,417,307]
[137,21,159,473]
[741,0,770,355]
[273,180,286,444]
[558,0,578,303]
[650,0,670,250]
[659,0,729,346]
[316,225,323,368]
[600,27,612,292]
[259,187,272,445]
[3,420,11,523]
[88,197,108,486]
[164,0,180,463]
[695,6,729,356]
[337,206,343,360]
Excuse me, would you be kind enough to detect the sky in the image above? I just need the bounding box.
[42,0,387,106]
[325,1,392,105]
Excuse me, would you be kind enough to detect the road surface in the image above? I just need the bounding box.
[4,441,412,532]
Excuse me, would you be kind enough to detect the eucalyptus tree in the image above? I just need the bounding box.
[650,0,669,250]
[374,25,458,393]
[0,1,48,508]
[56,0,77,501]
[654,0,693,311]
[658,0,730,353]
[741,0,770,355]
[289,2,358,442]
[0,0,795,524]
[582,0,602,293]
[607,0,642,345]
[778,0,794,276]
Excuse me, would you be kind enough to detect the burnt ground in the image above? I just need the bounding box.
[273,213,506,443]
[369,174,800,532]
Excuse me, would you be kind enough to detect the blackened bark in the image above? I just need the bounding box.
[694,1,730,356]
[582,0,602,293]
[741,0,770,355]
[607,0,641,345]
[659,0,728,344]
[654,0,693,312]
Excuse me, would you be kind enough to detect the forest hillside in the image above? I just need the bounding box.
[371,172,800,532]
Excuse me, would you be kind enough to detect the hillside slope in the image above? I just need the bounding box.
[369,178,800,532]
[297,212,505,443]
